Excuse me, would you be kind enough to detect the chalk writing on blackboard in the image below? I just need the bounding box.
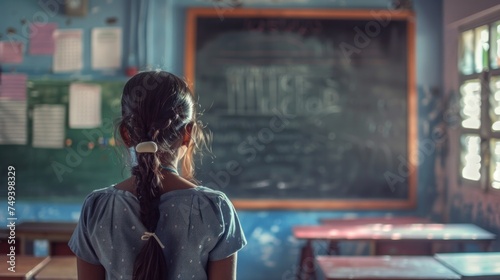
[225,65,341,116]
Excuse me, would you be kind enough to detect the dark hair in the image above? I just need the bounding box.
[117,71,206,280]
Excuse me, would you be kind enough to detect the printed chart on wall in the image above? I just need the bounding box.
[185,9,417,209]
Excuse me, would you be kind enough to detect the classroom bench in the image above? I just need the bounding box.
[435,252,500,279]
[16,222,76,255]
[0,255,77,280]
[34,256,77,280]
[320,216,429,226]
[0,255,50,280]
[320,216,430,255]
[294,223,496,280]
[315,255,461,280]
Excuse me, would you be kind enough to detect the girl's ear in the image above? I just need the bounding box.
[182,122,194,146]
[120,124,132,147]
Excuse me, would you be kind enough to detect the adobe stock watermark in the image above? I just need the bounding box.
[339,8,406,60]
[211,0,240,21]
[50,117,117,182]
[204,107,295,190]
[383,88,461,192]
[6,0,63,48]
[50,72,164,182]
[281,241,332,280]
[383,136,438,192]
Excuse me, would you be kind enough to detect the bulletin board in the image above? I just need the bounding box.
[0,80,129,202]
[184,8,417,209]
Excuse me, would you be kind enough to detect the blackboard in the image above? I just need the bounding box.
[0,80,128,202]
[185,9,417,209]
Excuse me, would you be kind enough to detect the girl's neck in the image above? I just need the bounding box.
[160,164,178,175]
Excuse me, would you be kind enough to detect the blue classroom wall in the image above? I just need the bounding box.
[0,0,444,279]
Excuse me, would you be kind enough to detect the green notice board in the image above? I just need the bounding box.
[0,80,129,202]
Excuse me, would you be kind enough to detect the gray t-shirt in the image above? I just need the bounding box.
[69,185,247,280]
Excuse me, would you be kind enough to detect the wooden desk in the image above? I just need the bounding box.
[0,255,50,280]
[316,256,461,280]
[320,216,430,255]
[17,222,76,255]
[320,216,429,226]
[294,223,496,280]
[435,252,500,279]
[295,223,496,249]
[34,256,77,280]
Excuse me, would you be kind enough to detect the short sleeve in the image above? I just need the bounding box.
[68,193,101,265]
[209,194,247,261]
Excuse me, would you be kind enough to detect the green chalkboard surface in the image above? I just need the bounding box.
[0,80,128,201]
[185,9,417,209]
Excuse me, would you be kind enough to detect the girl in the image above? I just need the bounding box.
[69,71,247,280]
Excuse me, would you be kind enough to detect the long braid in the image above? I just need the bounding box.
[131,127,166,280]
[118,71,209,279]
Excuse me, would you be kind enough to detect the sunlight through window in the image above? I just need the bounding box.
[475,25,489,73]
[460,80,481,129]
[490,140,500,189]
[490,21,500,69]
[461,135,481,181]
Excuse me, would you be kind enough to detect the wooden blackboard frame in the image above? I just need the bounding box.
[184,8,417,210]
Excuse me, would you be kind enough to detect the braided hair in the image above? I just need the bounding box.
[117,71,206,279]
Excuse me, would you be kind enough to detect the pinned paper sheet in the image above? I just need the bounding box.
[69,83,102,128]
[0,100,27,145]
[0,74,27,100]
[0,74,27,144]
[32,104,66,148]
[92,27,122,69]
[30,22,57,55]
[0,41,23,63]
[53,29,83,72]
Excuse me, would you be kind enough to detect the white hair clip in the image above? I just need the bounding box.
[135,141,158,153]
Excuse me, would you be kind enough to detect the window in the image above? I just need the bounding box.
[459,20,500,192]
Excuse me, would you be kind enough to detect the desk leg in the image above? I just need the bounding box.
[20,237,26,255]
[480,241,492,252]
[369,241,376,255]
[327,241,339,255]
[298,240,316,280]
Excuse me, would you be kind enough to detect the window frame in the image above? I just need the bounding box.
[458,18,500,194]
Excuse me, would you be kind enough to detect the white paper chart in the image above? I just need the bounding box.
[0,74,28,145]
[92,27,122,69]
[53,29,83,72]
[32,104,66,148]
[0,101,27,145]
[69,83,102,128]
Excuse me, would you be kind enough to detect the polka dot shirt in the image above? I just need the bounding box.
[69,186,246,280]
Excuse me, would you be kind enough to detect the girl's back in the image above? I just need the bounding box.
[70,185,245,279]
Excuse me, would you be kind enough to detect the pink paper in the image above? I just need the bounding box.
[0,74,27,101]
[0,41,23,63]
[30,22,57,55]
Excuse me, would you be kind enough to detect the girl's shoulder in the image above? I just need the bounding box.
[192,186,231,199]
[78,185,127,208]
[159,186,235,208]
[82,185,233,206]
